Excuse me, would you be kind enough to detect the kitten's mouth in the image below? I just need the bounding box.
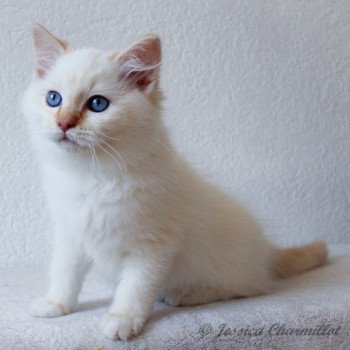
[59,135,78,145]
[55,133,90,151]
[57,134,83,151]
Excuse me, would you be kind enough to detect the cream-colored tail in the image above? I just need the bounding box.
[274,241,328,278]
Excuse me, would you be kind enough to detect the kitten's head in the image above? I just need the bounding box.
[23,24,162,155]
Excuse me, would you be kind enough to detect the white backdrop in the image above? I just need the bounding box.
[0,0,349,267]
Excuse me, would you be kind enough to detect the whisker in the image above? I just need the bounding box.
[95,137,128,176]
[94,130,121,141]
[139,175,146,201]
[74,132,126,179]
[83,134,102,177]
[92,145,101,177]
[88,145,95,177]
[96,143,125,179]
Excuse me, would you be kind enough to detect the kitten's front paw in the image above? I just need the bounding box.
[100,312,145,341]
[30,297,71,318]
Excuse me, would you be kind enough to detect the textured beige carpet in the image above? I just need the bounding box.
[1,245,350,349]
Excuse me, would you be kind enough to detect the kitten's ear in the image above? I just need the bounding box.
[32,24,68,78]
[115,34,161,93]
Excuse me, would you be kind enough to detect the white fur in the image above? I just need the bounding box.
[23,32,276,341]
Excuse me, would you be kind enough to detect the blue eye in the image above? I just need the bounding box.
[87,95,109,112]
[46,91,62,107]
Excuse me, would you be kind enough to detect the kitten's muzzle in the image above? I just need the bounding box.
[56,110,83,133]
[58,119,76,133]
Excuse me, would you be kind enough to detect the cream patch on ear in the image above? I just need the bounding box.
[32,23,69,78]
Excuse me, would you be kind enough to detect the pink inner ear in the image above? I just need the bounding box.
[120,58,156,91]
[118,35,161,90]
[32,24,66,78]
[129,71,154,91]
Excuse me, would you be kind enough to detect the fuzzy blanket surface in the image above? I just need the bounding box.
[1,245,350,350]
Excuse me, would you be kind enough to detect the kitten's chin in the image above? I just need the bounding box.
[56,136,84,153]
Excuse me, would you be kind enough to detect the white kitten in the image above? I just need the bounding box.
[23,24,327,341]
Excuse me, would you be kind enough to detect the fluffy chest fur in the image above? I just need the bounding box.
[43,163,147,262]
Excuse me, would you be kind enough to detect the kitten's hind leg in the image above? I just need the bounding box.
[161,287,186,306]
[164,286,244,307]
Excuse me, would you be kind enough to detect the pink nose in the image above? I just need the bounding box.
[58,120,76,133]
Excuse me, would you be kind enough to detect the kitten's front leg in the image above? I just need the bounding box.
[100,249,171,340]
[31,234,89,318]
